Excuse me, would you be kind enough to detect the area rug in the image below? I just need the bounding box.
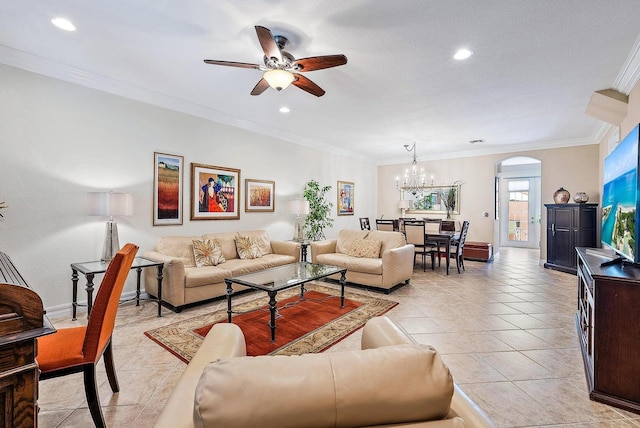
[144,283,398,362]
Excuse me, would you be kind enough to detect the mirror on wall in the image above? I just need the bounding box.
[402,184,460,215]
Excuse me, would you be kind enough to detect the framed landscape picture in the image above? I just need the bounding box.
[191,163,240,220]
[337,180,354,216]
[153,152,183,225]
[245,179,275,212]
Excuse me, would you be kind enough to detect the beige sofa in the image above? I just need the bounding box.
[142,230,300,311]
[154,316,496,428]
[310,229,414,292]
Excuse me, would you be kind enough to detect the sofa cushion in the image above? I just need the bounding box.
[367,230,407,254]
[192,239,226,267]
[348,238,382,258]
[193,344,454,428]
[155,236,199,267]
[235,234,262,260]
[184,266,233,288]
[335,229,370,254]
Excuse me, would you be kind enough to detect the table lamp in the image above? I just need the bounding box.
[290,199,310,242]
[398,200,411,218]
[89,191,133,261]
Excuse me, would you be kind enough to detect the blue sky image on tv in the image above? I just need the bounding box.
[601,125,639,262]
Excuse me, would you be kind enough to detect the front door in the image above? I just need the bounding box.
[500,177,540,248]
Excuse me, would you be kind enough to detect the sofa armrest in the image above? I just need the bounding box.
[154,324,247,428]
[270,240,301,261]
[361,317,496,428]
[448,385,497,428]
[380,244,415,287]
[142,250,187,307]
[309,239,337,262]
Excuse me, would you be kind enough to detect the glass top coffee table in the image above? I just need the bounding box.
[224,262,347,342]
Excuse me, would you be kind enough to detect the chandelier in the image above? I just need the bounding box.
[395,143,427,196]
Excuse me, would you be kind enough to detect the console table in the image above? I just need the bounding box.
[0,251,56,427]
[71,256,164,320]
[575,247,640,414]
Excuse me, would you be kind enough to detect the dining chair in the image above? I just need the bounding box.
[375,219,395,231]
[37,243,139,428]
[404,220,437,271]
[424,218,443,267]
[450,220,470,273]
[441,220,457,232]
[359,217,371,230]
[398,217,416,234]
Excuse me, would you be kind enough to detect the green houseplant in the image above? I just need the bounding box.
[303,180,333,241]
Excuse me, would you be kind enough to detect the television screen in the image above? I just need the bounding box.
[601,124,639,263]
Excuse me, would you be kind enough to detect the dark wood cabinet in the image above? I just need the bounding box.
[575,248,640,414]
[544,203,598,274]
[0,252,55,427]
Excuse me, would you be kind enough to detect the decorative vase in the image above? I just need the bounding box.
[573,192,589,203]
[553,187,570,204]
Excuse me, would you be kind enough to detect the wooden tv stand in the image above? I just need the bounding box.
[575,247,640,414]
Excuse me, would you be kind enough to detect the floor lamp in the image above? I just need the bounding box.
[89,192,133,262]
[290,200,310,242]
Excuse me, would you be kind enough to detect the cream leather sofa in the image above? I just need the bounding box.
[154,316,496,428]
[142,230,300,311]
[310,230,414,292]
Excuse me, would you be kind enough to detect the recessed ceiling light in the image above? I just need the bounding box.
[453,48,473,60]
[51,18,76,32]
[279,106,290,113]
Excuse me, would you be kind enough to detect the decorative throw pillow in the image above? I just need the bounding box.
[348,238,382,258]
[192,239,226,267]
[235,234,262,260]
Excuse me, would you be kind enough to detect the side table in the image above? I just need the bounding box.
[71,256,164,320]
[290,239,311,262]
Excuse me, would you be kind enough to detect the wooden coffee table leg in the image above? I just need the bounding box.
[267,290,278,342]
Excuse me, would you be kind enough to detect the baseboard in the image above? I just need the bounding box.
[45,289,144,320]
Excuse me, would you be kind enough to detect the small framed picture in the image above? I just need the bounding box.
[153,152,184,226]
[191,163,241,220]
[245,179,275,212]
[337,180,354,216]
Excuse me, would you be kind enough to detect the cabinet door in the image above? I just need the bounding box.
[548,206,575,266]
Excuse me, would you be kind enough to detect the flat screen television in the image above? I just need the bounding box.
[601,124,640,264]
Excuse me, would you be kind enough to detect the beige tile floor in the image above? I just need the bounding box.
[38,248,640,427]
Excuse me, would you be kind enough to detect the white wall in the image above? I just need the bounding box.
[377,144,600,259]
[0,64,376,313]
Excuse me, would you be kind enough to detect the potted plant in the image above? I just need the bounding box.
[440,182,460,219]
[302,180,333,241]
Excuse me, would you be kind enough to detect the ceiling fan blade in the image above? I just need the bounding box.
[250,78,270,96]
[292,74,325,97]
[293,54,348,72]
[204,59,261,69]
[255,26,282,62]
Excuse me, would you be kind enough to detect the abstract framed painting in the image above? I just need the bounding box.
[153,152,184,226]
[245,179,275,212]
[337,180,354,216]
[190,163,241,220]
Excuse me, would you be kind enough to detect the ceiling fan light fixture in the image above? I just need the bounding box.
[263,69,295,91]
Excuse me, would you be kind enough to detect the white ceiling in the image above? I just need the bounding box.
[2,1,640,164]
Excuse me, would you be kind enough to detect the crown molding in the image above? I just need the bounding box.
[0,44,370,162]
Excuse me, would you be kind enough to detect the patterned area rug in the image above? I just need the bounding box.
[144,283,398,362]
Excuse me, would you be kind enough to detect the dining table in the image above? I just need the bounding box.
[426,230,460,275]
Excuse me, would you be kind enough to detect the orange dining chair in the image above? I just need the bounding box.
[37,243,139,428]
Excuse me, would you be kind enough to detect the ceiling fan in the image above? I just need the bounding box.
[204,26,347,97]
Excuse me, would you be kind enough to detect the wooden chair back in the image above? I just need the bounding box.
[376,219,395,231]
[404,220,426,246]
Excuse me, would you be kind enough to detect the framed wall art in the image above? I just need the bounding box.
[245,179,275,212]
[153,152,184,226]
[337,180,354,216]
[191,163,241,220]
